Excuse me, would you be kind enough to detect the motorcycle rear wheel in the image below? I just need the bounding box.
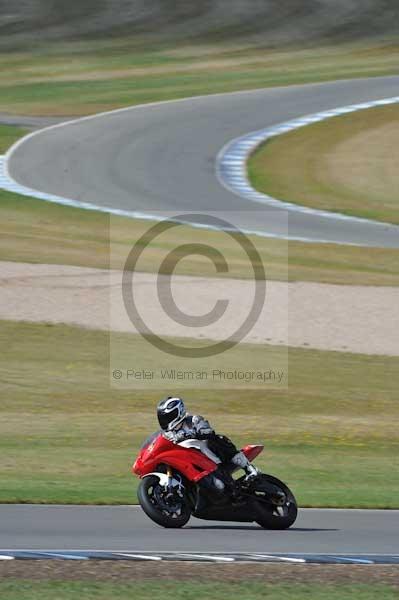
[138,475,191,528]
[253,474,298,530]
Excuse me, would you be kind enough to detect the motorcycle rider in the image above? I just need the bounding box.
[157,396,259,508]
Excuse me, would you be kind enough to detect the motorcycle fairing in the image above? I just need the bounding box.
[133,433,218,482]
[177,439,222,464]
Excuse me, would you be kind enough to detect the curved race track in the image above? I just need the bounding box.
[8,75,399,247]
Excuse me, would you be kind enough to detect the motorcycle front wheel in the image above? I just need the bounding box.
[253,474,298,530]
[137,475,191,528]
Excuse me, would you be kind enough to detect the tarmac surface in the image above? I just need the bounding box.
[7,76,399,247]
[1,505,398,555]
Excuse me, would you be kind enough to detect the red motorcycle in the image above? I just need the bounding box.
[132,431,298,529]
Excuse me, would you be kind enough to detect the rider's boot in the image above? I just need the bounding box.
[231,451,259,480]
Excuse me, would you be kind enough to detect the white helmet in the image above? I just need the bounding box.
[157,397,186,431]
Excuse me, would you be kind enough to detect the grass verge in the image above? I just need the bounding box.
[1,184,399,286]
[2,561,399,586]
[248,104,399,225]
[0,125,30,152]
[1,320,398,506]
[0,580,397,600]
[1,40,398,116]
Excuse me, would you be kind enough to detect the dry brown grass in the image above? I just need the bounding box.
[1,191,399,286]
[1,561,399,587]
[0,41,398,116]
[249,104,399,225]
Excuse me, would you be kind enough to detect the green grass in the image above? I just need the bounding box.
[1,320,398,507]
[1,185,399,285]
[0,125,29,153]
[0,581,397,600]
[248,104,399,225]
[0,39,398,116]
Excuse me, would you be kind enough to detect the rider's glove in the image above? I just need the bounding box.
[164,429,189,443]
[192,415,214,438]
[174,429,189,442]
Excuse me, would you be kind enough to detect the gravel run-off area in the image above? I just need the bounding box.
[1,261,398,356]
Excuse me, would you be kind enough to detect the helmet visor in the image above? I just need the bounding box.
[158,407,179,431]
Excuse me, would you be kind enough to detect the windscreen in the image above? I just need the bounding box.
[139,430,161,450]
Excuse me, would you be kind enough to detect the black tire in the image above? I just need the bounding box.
[253,474,298,530]
[137,475,191,528]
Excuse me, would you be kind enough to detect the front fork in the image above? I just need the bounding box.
[164,467,194,509]
[166,466,174,491]
[164,465,205,510]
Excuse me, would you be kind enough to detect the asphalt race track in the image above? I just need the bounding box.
[8,76,399,247]
[1,506,398,557]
